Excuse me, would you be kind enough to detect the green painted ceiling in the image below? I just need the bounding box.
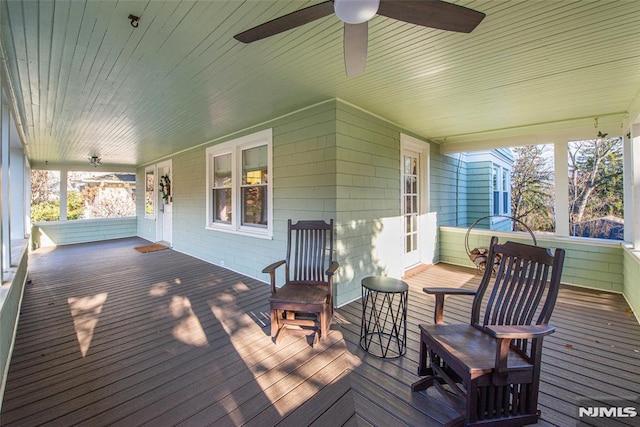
[2,0,640,167]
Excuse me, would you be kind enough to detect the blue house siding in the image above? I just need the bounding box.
[430,150,466,229]
[466,161,492,224]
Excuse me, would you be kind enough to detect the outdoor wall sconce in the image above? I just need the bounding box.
[128,14,140,28]
[89,156,102,167]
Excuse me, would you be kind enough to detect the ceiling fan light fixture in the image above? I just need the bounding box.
[334,0,380,24]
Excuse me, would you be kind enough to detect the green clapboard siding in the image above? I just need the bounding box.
[138,99,464,306]
[623,249,640,321]
[32,217,137,247]
[151,101,339,292]
[439,226,624,293]
[334,102,403,304]
[134,98,629,311]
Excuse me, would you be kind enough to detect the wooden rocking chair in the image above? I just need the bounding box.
[412,236,565,426]
[263,219,339,344]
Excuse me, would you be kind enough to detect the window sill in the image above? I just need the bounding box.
[205,225,272,240]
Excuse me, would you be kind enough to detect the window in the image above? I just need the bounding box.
[30,170,60,222]
[568,136,623,240]
[502,169,510,215]
[145,166,155,219]
[206,129,272,238]
[212,154,232,224]
[511,144,555,233]
[491,165,511,216]
[67,171,136,219]
[241,145,268,227]
[492,166,500,215]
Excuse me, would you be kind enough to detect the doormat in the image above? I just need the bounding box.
[134,243,169,253]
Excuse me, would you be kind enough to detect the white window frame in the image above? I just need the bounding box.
[502,168,511,215]
[491,164,511,217]
[205,129,273,239]
[492,165,500,216]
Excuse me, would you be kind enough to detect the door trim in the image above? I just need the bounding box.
[400,134,430,270]
[156,159,172,245]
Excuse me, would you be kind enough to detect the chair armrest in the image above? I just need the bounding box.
[484,324,556,340]
[423,288,477,296]
[326,260,339,276]
[262,260,285,294]
[485,324,556,385]
[423,287,476,325]
[262,260,285,274]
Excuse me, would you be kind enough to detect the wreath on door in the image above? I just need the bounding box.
[159,174,171,203]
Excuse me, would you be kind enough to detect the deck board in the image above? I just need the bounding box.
[2,237,639,426]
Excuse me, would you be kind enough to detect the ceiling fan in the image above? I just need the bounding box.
[234,0,485,77]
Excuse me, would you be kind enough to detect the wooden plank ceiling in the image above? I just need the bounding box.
[1,0,640,167]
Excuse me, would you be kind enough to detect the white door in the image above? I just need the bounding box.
[157,160,172,246]
[402,150,420,268]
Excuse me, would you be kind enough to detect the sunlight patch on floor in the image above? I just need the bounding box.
[67,292,108,357]
[170,295,208,347]
[149,281,169,297]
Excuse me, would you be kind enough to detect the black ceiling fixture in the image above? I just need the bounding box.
[128,14,140,28]
[234,0,485,77]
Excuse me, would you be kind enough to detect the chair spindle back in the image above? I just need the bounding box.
[471,237,565,356]
[286,219,334,284]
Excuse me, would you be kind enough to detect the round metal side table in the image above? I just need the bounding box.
[360,276,408,358]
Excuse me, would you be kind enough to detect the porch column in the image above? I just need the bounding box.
[1,100,10,274]
[554,141,569,237]
[59,168,68,221]
[631,124,640,249]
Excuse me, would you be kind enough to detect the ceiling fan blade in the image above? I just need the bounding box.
[234,1,334,43]
[344,22,368,77]
[377,0,485,33]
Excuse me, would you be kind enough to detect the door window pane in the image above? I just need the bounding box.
[145,169,155,218]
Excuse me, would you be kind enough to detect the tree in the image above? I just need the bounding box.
[510,145,555,232]
[30,170,58,205]
[30,170,61,222]
[568,135,623,238]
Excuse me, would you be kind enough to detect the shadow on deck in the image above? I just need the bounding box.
[2,238,639,426]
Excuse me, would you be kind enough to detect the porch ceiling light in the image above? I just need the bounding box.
[334,0,380,24]
[89,156,102,167]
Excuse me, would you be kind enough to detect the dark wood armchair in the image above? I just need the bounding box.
[412,236,565,426]
[263,219,339,344]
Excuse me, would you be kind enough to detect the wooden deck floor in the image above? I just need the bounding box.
[2,237,639,426]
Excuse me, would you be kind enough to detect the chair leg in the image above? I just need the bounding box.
[270,308,280,339]
[417,337,429,376]
[320,304,331,341]
[411,374,439,392]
